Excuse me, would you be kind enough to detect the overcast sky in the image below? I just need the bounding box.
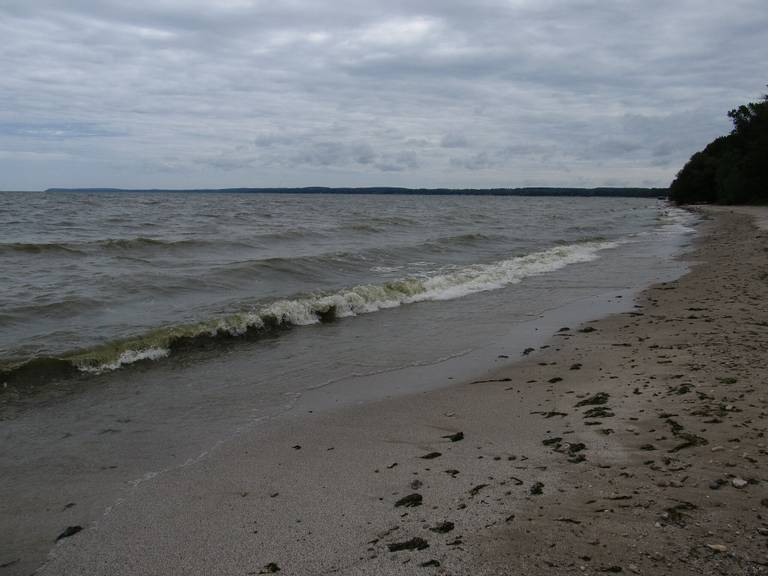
[1,0,766,190]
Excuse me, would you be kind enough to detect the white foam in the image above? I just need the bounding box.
[657,206,697,235]
[79,347,170,373]
[75,239,622,374]
[236,239,621,329]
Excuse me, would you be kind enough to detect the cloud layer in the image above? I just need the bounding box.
[1,0,766,189]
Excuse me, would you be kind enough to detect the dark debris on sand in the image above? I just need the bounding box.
[575,392,610,407]
[420,452,442,460]
[529,482,544,495]
[388,537,429,552]
[55,526,83,542]
[429,521,455,533]
[395,493,423,508]
[442,431,464,442]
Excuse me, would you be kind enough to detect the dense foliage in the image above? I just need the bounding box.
[670,93,768,204]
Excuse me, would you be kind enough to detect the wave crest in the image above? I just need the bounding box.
[0,239,619,384]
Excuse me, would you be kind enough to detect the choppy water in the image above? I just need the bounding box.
[0,192,693,383]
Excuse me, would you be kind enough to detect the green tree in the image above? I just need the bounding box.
[670,91,768,205]
[669,137,727,204]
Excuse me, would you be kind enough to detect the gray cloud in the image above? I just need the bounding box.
[0,0,766,189]
[376,151,421,172]
[450,152,496,171]
[0,122,125,139]
[441,133,469,148]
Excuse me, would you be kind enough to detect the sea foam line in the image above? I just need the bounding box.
[68,238,621,374]
[0,239,623,380]
[78,347,170,374]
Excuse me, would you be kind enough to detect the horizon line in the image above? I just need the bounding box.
[10,185,669,197]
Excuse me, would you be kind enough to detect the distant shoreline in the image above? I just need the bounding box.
[40,186,667,198]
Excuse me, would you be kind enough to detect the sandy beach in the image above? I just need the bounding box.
[4,0,767,573]
[3,206,766,575]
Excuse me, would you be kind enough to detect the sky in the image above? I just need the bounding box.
[1,0,766,190]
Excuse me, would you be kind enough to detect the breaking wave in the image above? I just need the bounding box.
[0,239,619,385]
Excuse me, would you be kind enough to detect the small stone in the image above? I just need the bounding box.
[706,544,727,553]
[420,452,442,460]
[731,478,748,488]
[56,526,83,541]
[429,521,455,534]
[628,564,639,573]
[395,494,423,508]
[388,537,429,552]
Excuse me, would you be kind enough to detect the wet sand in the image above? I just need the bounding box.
[7,207,768,575]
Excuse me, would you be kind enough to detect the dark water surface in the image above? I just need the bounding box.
[1,192,691,379]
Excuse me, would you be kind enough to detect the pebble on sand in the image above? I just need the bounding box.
[731,477,748,488]
[388,537,429,552]
[395,494,423,508]
[55,526,83,542]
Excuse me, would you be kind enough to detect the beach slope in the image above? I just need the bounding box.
[27,208,768,575]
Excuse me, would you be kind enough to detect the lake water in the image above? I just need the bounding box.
[0,192,693,385]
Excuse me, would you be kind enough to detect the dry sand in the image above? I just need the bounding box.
[16,208,768,575]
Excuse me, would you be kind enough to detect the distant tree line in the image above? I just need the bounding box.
[45,186,665,198]
[670,92,768,204]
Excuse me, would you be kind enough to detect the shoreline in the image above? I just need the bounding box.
[5,207,768,575]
